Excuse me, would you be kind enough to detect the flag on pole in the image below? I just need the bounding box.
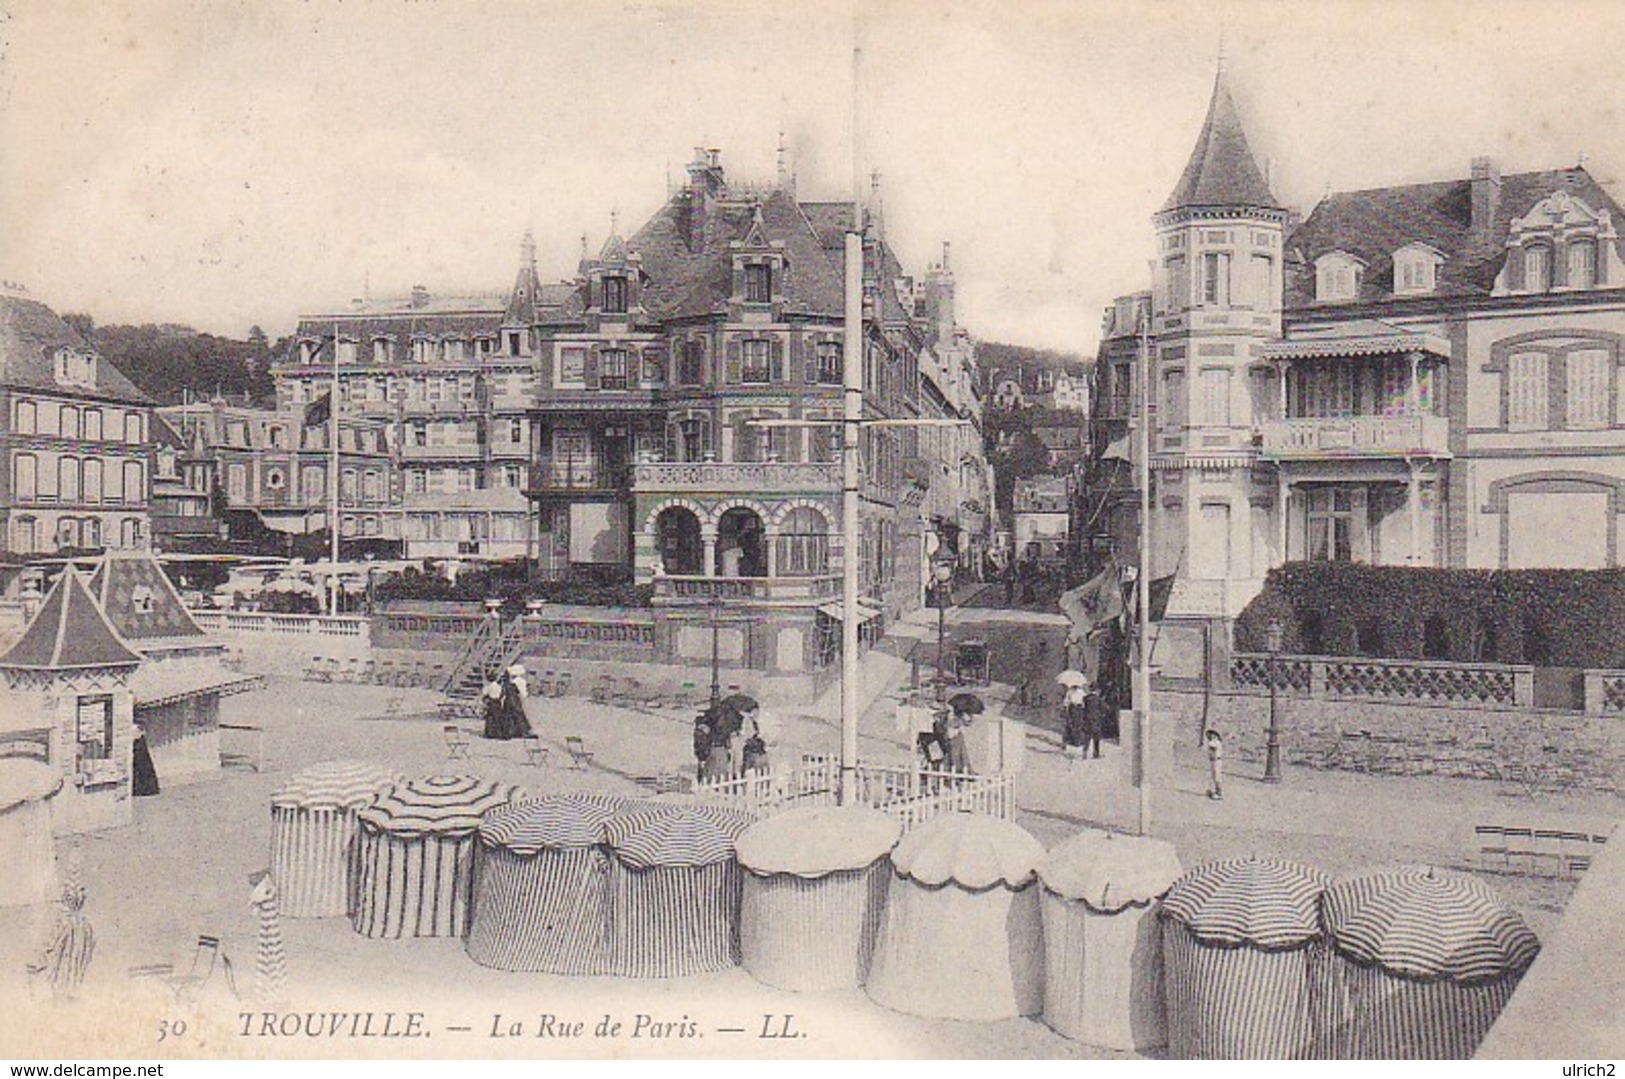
[302,391,332,429]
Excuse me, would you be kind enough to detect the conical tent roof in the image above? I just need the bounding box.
[1322,868,1541,983]
[0,567,141,670]
[1161,70,1281,213]
[272,760,400,812]
[602,804,753,869]
[1038,830,1184,912]
[735,805,902,877]
[356,775,522,838]
[0,758,63,811]
[479,793,635,852]
[890,812,1044,891]
[1161,857,1330,949]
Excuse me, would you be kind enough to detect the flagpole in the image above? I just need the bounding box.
[1136,312,1153,836]
[838,15,863,806]
[329,319,341,615]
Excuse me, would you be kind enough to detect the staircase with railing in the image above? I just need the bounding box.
[440,617,526,697]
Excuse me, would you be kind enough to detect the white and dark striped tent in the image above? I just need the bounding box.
[865,812,1047,1021]
[1037,830,1184,1052]
[352,775,522,939]
[603,803,754,977]
[1160,857,1331,1059]
[0,759,62,908]
[1317,868,1540,1059]
[465,793,633,974]
[735,805,902,992]
[270,760,399,918]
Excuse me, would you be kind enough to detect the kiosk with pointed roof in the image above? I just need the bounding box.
[0,567,141,834]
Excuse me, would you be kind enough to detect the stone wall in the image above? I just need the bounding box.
[1156,684,1625,794]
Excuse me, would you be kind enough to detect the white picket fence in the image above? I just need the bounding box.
[691,753,1016,830]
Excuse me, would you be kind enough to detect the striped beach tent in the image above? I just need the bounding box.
[1317,868,1540,1059]
[1038,830,1184,1052]
[603,803,754,977]
[465,793,632,974]
[0,759,62,908]
[1160,857,1331,1059]
[270,760,399,918]
[865,812,1047,1021]
[352,775,522,939]
[735,806,902,992]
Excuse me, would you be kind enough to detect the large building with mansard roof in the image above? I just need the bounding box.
[274,147,989,676]
[1088,67,1625,624]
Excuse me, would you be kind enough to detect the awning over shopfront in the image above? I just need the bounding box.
[129,660,264,710]
[816,598,883,624]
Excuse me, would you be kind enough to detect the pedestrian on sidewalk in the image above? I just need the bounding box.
[1061,682,1088,763]
[1204,728,1225,800]
[1082,682,1106,759]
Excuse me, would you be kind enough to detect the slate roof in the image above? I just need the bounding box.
[1283,167,1625,308]
[0,294,151,405]
[88,553,206,642]
[1162,71,1280,213]
[0,568,141,670]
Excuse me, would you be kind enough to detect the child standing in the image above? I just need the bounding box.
[1204,728,1225,800]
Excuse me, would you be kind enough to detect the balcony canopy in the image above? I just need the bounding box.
[1263,320,1450,363]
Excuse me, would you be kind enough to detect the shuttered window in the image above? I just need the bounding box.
[1506,351,1549,430]
[1565,348,1611,429]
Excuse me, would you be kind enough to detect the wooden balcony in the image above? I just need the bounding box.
[1260,414,1450,459]
[526,460,630,494]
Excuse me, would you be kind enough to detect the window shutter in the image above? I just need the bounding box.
[731,263,746,301]
[664,422,678,462]
[802,335,817,383]
[769,337,785,383]
[726,337,743,384]
[1505,247,1525,291]
[625,349,639,389]
[585,346,601,390]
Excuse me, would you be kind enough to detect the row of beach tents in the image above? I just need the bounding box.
[266,759,1540,1059]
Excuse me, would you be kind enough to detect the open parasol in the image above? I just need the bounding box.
[947,692,985,715]
[1160,857,1330,949]
[1055,670,1089,688]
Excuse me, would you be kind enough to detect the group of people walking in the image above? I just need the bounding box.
[692,693,769,782]
[481,664,534,741]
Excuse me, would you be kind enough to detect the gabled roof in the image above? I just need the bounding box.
[0,294,151,405]
[1283,166,1625,308]
[0,568,141,670]
[87,553,206,642]
[1162,71,1280,213]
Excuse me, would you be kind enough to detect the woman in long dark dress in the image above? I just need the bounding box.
[498,672,532,739]
[481,670,505,739]
[131,729,160,796]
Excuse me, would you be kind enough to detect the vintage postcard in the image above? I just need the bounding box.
[0,0,1621,1064]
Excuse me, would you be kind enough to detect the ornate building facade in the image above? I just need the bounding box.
[1087,70,1625,625]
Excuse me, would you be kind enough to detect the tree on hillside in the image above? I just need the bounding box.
[83,322,278,406]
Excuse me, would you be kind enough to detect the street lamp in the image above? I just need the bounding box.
[709,593,724,709]
[1263,616,1284,783]
[932,558,955,701]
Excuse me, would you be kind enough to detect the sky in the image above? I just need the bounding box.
[2,0,1622,355]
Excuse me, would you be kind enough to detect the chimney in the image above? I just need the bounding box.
[1471,157,1502,233]
[410,284,431,309]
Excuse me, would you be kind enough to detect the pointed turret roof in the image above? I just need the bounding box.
[1161,71,1280,213]
[503,230,545,325]
[87,552,206,642]
[0,568,141,670]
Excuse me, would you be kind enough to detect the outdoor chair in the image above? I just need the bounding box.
[590,675,615,705]
[610,679,640,708]
[1531,829,1569,877]
[563,736,594,771]
[218,723,264,772]
[374,660,397,686]
[166,935,239,1005]
[538,670,557,696]
[356,659,376,684]
[553,671,572,698]
[336,658,361,684]
[1473,824,1509,872]
[1501,827,1536,874]
[443,725,472,761]
[520,735,548,768]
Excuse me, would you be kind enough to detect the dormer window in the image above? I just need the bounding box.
[53,348,96,387]
[372,337,391,364]
[336,337,357,365]
[1524,245,1551,291]
[1567,240,1597,289]
[1314,251,1366,303]
[300,339,321,365]
[1393,243,1445,296]
[745,263,772,303]
[603,276,628,314]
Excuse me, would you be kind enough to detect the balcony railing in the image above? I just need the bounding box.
[527,461,630,492]
[634,460,840,493]
[654,574,840,602]
[400,442,483,460]
[1260,414,1450,458]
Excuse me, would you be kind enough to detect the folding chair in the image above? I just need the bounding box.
[1473,824,1508,873]
[563,736,594,771]
[1531,829,1568,877]
[590,675,615,705]
[443,725,472,761]
[357,660,376,684]
[1502,827,1535,874]
[167,935,239,1005]
[520,735,548,768]
[553,671,572,698]
[374,660,397,686]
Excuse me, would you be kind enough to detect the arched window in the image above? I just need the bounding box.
[82,459,102,502]
[655,506,704,575]
[13,454,36,500]
[57,518,80,550]
[60,406,79,440]
[1524,245,1551,292]
[15,400,35,434]
[82,518,102,550]
[124,412,143,443]
[716,507,766,578]
[776,507,830,577]
[1567,240,1597,289]
[122,460,144,501]
[59,458,80,502]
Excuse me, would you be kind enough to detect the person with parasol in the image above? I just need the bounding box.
[943,692,984,773]
[1057,669,1090,763]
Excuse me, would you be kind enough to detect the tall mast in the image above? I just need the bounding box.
[839,14,863,804]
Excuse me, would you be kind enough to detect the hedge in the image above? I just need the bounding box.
[1234,563,1625,669]
[372,560,651,611]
